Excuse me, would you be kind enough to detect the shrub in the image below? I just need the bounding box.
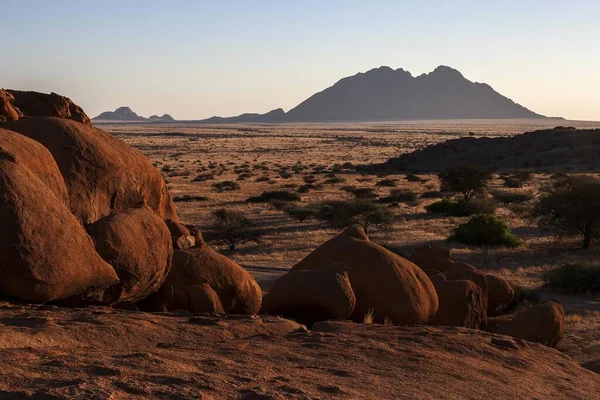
[380,189,418,203]
[375,178,397,187]
[323,177,346,185]
[208,209,262,250]
[172,194,209,202]
[426,197,496,216]
[192,174,215,182]
[0,115,6,123]
[342,186,378,199]
[439,165,491,201]
[503,170,533,188]
[533,174,600,248]
[421,190,441,199]
[246,190,301,203]
[405,174,424,182]
[543,262,600,295]
[255,176,271,182]
[286,206,317,222]
[492,189,535,204]
[211,181,241,192]
[448,214,520,247]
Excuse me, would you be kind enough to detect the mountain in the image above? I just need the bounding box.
[200,66,547,123]
[93,107,175,122]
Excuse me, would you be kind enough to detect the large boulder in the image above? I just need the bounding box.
[140,244,262,314]
[86,205,173,303]
[486,274,515,315]
[429,275,486,329]
[0,151,118,303]
[408,245,451,270]
[4,90,91,125]
[292,227,438,324]
[492,301,565,347]
[443,268,489,318]
[262,263,356,325]
[0,128,68,203]
[5,117,178,224]
[0,90,22,122]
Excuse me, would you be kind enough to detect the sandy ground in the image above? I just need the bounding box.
[98,119,600,375]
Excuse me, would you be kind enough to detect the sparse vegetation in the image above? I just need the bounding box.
[207,208,262,251]
[426,197,496,216]
[173,194,209,202]
[533,174,600,248]
[439,165,491,201]
[342,186,378,199]
[212,181,241,192]
[492,189,535,204]
[246,190,301,203]
[380,189,418,203]
[543,262,600,295]
[448,214,520,247]
[376,178,397,187]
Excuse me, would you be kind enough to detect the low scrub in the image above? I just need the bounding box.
[173,194,209,202]
[448,214,520,247]
[492,189,535,204]
[426,197,496,216]
[375,178,397,187]
[246,190,301,203]
[380,189,418,203]
[543,262,600,295]
[342,186,378,199]
[212,181,241,192]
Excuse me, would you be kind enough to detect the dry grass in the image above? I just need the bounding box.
[100,120,600,365]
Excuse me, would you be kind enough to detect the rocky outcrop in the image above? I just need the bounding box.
[0,90,91,125]
[292,227,438,324]
[429,275,486,329]
[86,205,173,303]
[0,150,118,303]
[5,117,178,224]
[492,301,565,347]
[140,244,262,315]
[262,263,356,325]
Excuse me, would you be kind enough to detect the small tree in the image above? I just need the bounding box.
[208,208,262,250]
[439,165,491,201]
[211,181,241,193]
[533,175,600,249]
[327,199,394,234]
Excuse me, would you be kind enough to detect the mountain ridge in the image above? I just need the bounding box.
[93,106,175,122]
[199,65,549,123]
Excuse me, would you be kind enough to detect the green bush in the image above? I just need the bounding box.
[543,262,600,295]
[448,214,520,247]
[246,190,301,203]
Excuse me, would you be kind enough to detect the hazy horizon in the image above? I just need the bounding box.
[2,0,599,121]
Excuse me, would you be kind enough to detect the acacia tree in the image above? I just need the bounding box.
[328,199,394,235]
[439,165,491,201]
[208,208,262,250]
[533,175,600,249]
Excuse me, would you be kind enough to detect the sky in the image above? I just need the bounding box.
[1,0,599,121]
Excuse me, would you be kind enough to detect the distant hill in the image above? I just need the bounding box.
[374,127,600,173]
[200,66,549,123]
[93,107,175,122]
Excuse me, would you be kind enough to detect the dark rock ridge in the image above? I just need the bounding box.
[199,66,548,123]
[376,126,600,173]
[93,107,175,122]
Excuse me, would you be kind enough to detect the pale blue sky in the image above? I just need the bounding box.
[1,0,599,120]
